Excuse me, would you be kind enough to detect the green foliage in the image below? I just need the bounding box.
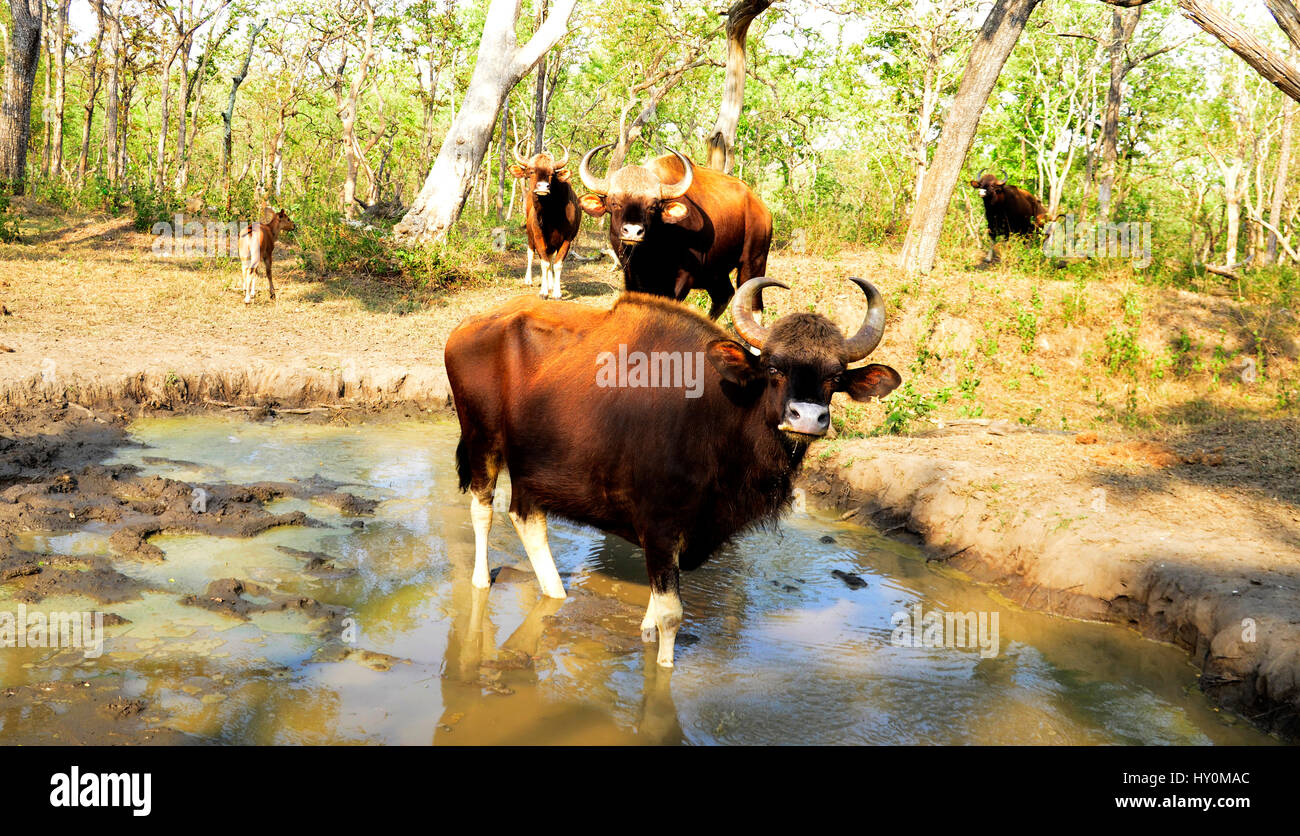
[131,183,180,233]
[0,194,21,243]
[873,381,952,436]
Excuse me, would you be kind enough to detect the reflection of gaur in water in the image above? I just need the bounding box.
[444,277,901,668]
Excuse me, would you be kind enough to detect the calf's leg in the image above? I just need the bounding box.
[524,248,534,286]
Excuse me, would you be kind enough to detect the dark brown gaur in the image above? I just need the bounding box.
[577,143,772,319]
[510,141,581,299]
[968,170,1050,262]
[443,277,901,667]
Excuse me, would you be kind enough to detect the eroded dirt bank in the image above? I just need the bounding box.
[2,370,1298,739]
[801,420,1300,739]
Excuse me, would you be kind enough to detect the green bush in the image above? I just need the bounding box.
[131,183,180,232]
[0,194,21,243]
[873,381,952,436]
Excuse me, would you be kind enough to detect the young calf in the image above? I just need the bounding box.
[238,208,295,304]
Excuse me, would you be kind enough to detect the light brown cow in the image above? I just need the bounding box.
[238,208,295,304]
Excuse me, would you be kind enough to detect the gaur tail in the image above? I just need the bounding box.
[455,436,471,494]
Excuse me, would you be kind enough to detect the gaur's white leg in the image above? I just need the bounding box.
[509,510,565,599]
[538,261,552,298]
[470,494,493,589]
[651,587,683,668]
[243,266,257,304]
[641,595,657,643]
[550,258,564,300]
[524,248,534,286]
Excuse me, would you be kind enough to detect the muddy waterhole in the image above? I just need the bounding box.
[0,415,1273,744]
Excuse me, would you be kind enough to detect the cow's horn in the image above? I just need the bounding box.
[552,142,569,169]
[659,148,694,200]
[579,143,613,194]
[730,277,788,350]
[842,277,886,362]
[977,168,988,180]
[997,169,1007,184]
[513,139,530,166]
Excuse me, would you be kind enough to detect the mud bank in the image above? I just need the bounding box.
[0,359,452,413]
[800,422,1300,740]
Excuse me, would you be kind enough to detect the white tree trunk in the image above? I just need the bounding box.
[393,0,578,246]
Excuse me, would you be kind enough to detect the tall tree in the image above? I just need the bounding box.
[48,0,70,179]
[222,17,268,211]
[705,0,771,173]
[0,0,43,193]
[393,0,578,246]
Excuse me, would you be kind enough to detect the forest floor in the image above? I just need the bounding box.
[2,198,1299,738]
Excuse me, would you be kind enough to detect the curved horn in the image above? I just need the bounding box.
[977,168,988,180]
[579,143,613,194]
[729,278,789,350]
[659,148,694,200]
[551,142,569,169]
[513,139,530,166]
[842,277,886,362]
[996,169,1007,184]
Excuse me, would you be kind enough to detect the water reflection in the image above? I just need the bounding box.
[0,414,1274,745]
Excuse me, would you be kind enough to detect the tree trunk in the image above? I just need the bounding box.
[40,0,51,177]
[155,43,176,191]
[497,95,509,225]
[705,0,771,173]
[1178,0,1300,103]
[0,0,43,193]
[51,0,69,179]
[1096,6,1141,220]
[103,0,123,187]
[340,0,375,219]
[532,0,547,153]
[222,18,267,212]
[174,33,193,193]
[394,0,578,246]
[1268,52,1297,263]
[899,0,1043,274]
[1224,159,1243,267]
[76,4,105,185]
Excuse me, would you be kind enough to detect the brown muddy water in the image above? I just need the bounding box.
[0,415,1275,744]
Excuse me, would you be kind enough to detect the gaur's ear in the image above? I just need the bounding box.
[579,193,607,217]
[509,164,526,178]
[839,364,902,402]
[969,180,980,188]
[661,200,689,223]
[555,167,571,182]
[706,339,760,386]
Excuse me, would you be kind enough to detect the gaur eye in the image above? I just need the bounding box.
[768,367,782,377]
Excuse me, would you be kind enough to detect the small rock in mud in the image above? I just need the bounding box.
[831,570,868,590]
[819,535,836,544]
[101,697,147,718]
[311,644,409,672]
[275,546,357,579]
[181,577,347,628]
[315,492,379,516]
